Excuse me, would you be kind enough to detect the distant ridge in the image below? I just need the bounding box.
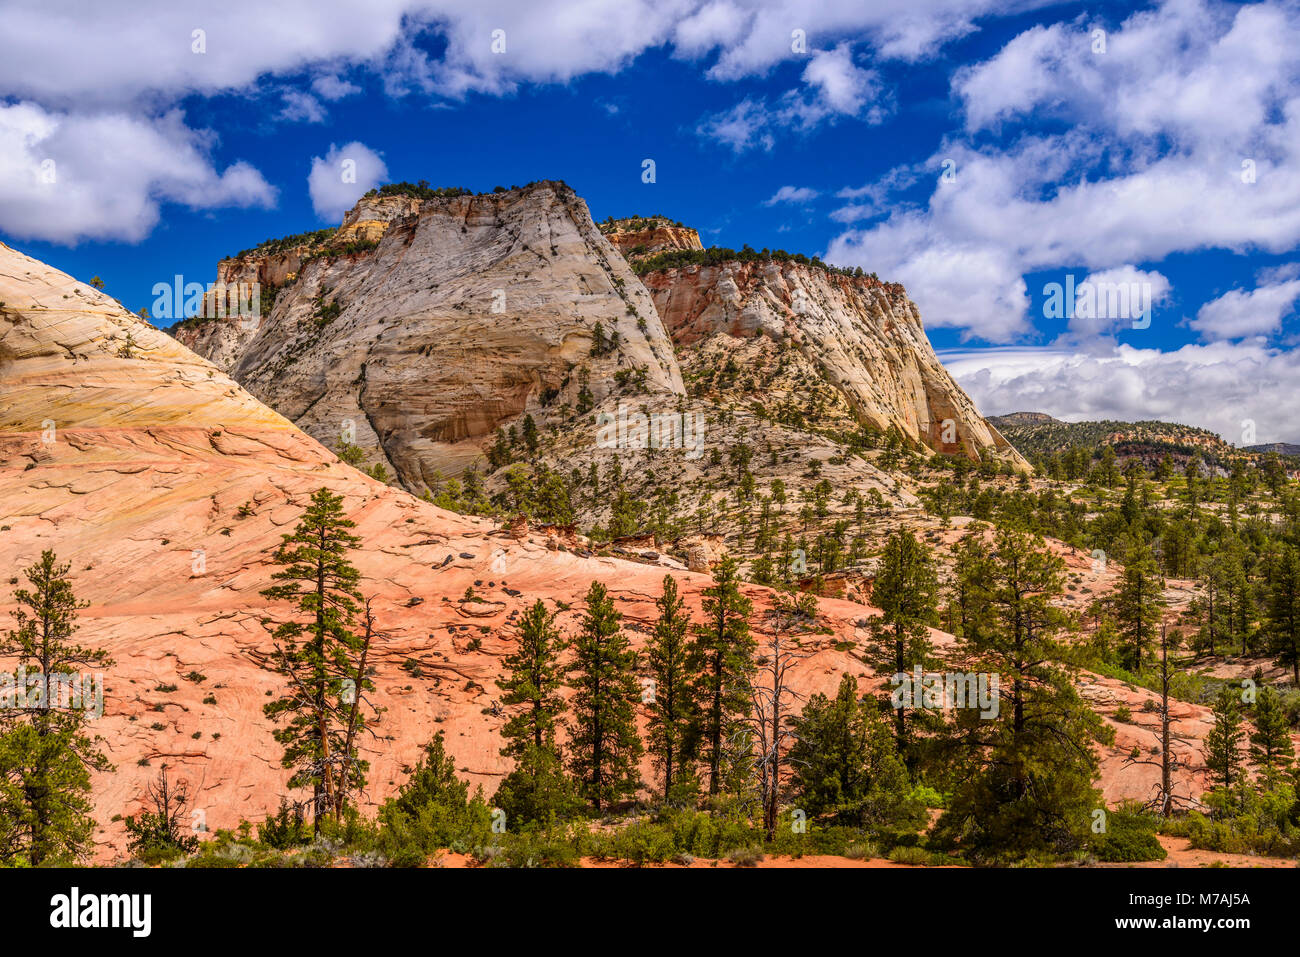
[1246,442,1300,457]
[987,411,1062,427]
[988,413,1252,471]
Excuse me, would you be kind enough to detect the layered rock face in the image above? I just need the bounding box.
[179,182,684,485]
[639,260,1026,468]
[600,217,704,259]
[176,186,1022,482]
[172,198,424,371]
[333,193,422,244]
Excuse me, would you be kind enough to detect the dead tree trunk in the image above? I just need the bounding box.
[744,596,811,842]
[335,597,377,821]
[1158,625,1172,818]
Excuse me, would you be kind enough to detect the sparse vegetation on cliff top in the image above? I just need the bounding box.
[632,244,880,280]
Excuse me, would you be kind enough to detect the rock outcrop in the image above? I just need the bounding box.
[177,182,684,486]
[333,193,422,244]
[599,216,704,259]
[175,187,1023,484]
[639,259,1027,468]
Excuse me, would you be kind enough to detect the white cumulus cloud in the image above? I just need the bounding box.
[699,43,890,153]
[0,0,1059,243]
[942,340,1300,445]
[827,0,1300,343]
[307,142,387,222]
[1190,274,1300,340]
[764,185,820,205]
[0,102,275,244]
[1060,266,1172,340]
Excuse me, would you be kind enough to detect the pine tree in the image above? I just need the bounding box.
[0,551,113,865]
[691,557,755,795]
[378,730,493,860]
[1184,456,1201,506]
[950,531,991,641]
[260,488,373,833]
[498,600,566,756]
[644,576,700,804]
[1220,540,1252,655]
[1203,687,1243,807]
[589,322,610,357]
[935,527,1109,862]
[789,673,913,827]
[1196,556,1229,657]
[389,732,470,820]
[567,581,642,811]
[1262,452,1287,496]
[521,414,540,455]
[864,530,937,765]
[493,600,577,825]
[1267,546,1300,684]
[1114,541,1166,671]
[1248,686,1294,779]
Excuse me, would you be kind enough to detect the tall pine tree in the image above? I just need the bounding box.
[567,582,642,811]
[1114,541,1166,671]
[493,600,577,824]
[1267,546,1300,684]
[644,576,700,804]
[1248,685,1294,780]
[789,673,914,828]
[691,557,755,796]
[1203,687,1243,809]
[864,530,937,765]
[260,488,373,833]
[0,551,112,865]
[935,527,1109,862]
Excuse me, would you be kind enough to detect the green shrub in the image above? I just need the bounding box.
[1091,808,1167,862]
[727,846,765,867]
[124,812,199,864]
[887,845,931,865]
[257,800,312,849]
[1180,784,1300,857]
[603,818,677,866]
[375,731,493,864]
[909,785,947,809]
[660,807,755,859]
[485,826,583,868]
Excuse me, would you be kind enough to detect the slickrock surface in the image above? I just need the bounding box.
[640,260,1027,469]
[179,182,684,485]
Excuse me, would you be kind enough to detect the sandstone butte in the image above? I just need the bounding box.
[638,257,1024,467]
[176,182,684,485]
[175,182,1027,494]
[0,241,1223,860]
[605,212,1024,468]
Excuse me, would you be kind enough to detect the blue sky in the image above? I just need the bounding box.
[3,0,1299,442]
